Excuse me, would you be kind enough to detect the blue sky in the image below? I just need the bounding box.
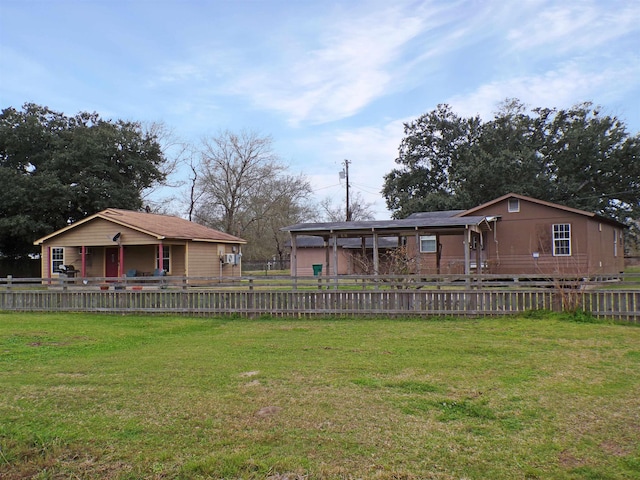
[1,0,639,218]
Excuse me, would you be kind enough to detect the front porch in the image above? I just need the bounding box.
[45,243,184,280]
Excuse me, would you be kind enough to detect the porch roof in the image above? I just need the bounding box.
[282,215,493,237]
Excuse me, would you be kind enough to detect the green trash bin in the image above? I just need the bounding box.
[312,264,323,276]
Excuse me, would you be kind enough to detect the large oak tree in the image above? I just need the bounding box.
[0,103,166,259]
[383,100,640,230]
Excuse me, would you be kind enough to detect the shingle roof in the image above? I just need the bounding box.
[288,235,400,249]
[282,215,492,235]
[34,209,246,245]
[100,209,246,242]
[407,210,465,219]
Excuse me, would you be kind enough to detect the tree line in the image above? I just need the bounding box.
[1,99,638,264]
[0,103,372,263]
[382,100,640,252]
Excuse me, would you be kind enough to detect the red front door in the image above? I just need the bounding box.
[105,248,119,278]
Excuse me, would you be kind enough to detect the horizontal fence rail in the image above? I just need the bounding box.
[1,274,638,321]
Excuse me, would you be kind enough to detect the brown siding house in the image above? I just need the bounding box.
[453,194,625,275]
[34,209,246,279]
[284,194,626,277]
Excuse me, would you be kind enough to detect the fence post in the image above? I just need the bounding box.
[7,275,12,292]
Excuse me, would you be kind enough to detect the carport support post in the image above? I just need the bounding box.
[290,234,297,289]
[323,236,330,289]
[332,233,338,289]
[464,227,471,286]
[373,232,379,276]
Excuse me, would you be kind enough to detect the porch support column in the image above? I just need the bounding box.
[119,244,124,277]
[464,227,471,289]
[81,246,86,277]
[185,243,189,277]
[464,227,471,275]
[158,243,163,271]
[47,246,51,282]
[475,232,482,275]
[373,232,379,276]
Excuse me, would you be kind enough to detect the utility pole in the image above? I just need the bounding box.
[340,159,352,221]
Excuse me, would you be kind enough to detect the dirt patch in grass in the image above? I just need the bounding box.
[558,450,587,469]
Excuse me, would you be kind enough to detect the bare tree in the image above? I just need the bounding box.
[318,191,375,222]
[195,130,279,235]
[193,129,314,261]
[141,121,191,214]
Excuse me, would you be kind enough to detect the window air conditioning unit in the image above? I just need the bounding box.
[225,253,236,265]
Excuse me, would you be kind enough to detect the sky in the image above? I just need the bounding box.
[1,0,639,219]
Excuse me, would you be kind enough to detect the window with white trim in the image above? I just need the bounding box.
[553,224,571,256]
[51,247,64,273]
[419,235,437,253]
[614,229,618,257]
[508,198,520,212]
[156,246,170,272]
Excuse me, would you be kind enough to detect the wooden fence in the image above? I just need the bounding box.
[1,274,638,321]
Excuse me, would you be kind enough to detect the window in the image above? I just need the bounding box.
[156,246,170,272]
[614,229,618,257]
[508,198,520,212]
[51,247,64,273]
[553,224,571,256]
[419,235,437,253]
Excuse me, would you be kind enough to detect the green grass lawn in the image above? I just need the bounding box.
[1,312,639,479]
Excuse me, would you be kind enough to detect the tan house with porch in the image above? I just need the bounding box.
[34,209,246,280]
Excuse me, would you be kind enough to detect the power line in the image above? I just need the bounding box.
[311,183,342,193]
[350,182,382,195]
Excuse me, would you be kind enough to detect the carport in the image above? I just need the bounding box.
[282,215,494,277]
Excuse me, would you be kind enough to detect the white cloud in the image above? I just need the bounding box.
[447,59,640,120]
[227,3,432,125]
[506,1,640,54]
